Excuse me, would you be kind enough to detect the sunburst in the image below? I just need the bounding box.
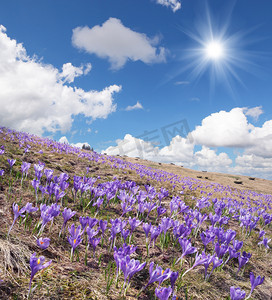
[174,4,261,93]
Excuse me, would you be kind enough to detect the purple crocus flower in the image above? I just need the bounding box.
[200,231,215,250]
[204,254,214,278]
[110,218,122,249]
[215,242,229,258]
[93,197,104,209]
[258,237,271,249]
[86,227,99,239]
[34,162,45,179]
[173,223,191,241]
[79,216,89,230]
[128,217,142,232]
[28,253,52,298]
[246,272,265,299]
[0,169,4,176]
[113,243,137,272]
[60,207,76,236]
[39,185,48,200]
[25,202,39,213]
[230,286,246,300]
[7,159,16,170]
[224,229,236,245]
[145,262,170,288]
[206,255,223,280]
[36,237,50,250]
[54,185,66,203]
[160,217,173,236]
[21,162,31,176]
[143,222,152,239]
[209,213,220,226]
[155,286,172,300]
[44,169,54,183]
[157,206,167,218]
[67,223,83,261]
[233,240,243,252]
[182,251,208,278]
[170,271,179,290]
[89,237,101,257]
[259,230,266,239]
[32,179,40,200]
[119,255,146,292]
[237,251,251,274]
[150,225,161,246]
[176,238,197,264]
[121,228,130,242]
[88,218,98,229]
[98,219,107,236]
[8,203,26,236]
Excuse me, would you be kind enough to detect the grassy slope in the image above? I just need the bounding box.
[0,128,271,300]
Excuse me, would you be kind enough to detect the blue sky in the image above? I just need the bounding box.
[0,0,272,179]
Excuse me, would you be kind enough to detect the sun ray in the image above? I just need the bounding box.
[169,3,265,96]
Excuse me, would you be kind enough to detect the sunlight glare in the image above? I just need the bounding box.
[205,41,224,60]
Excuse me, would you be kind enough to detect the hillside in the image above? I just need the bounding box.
[0,127,271,299]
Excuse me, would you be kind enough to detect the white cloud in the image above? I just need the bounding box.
[175,81,190,85]
[102,106,272,179]
[102,134,232,172]
[60,62,92,83]
[244,106,263,121]
[194,146,232,171]
[59,136,91,149]
[245,120,272,158]
[72,18,166,70]
[190,97,200,102]
[191,108,253,148]
[234,154,272,179]
[73,142,91,149]
[59,136,69,144]
[0,25,121,136]
[125,101,144,111]
[156,0,181,12]
[191,107,272,158]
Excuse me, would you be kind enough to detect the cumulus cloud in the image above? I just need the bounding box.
[194,147,232,170]
[0,25,121,136]
[72,18,166,70]
[191,108,253,148]
[59,136,90,149]
[245,120,272,158]
[191,107,272,158]
[59,136,69,144]
[234,154,272,179]
[244,106,263,121]
[125,101,144,111]
[156,0,181,12]
[102,133,232,172]
[60,62,92,83]
[103,106,272,179]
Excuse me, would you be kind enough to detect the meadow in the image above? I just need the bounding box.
[0,127,271,299]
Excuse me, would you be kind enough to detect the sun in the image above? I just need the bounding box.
[173,3,260,93]
[205,41,224,60]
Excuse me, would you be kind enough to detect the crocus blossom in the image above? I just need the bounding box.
[28,252,52,298]
[8,203,26,236]
[246,272,265,299]
[36,237,50,250]
[230,286,246,300]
